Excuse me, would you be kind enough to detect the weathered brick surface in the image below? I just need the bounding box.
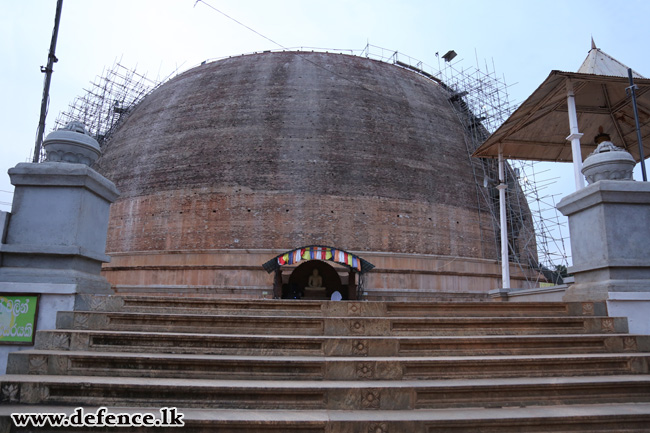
[105,190,485,256]
[94,52,519,259]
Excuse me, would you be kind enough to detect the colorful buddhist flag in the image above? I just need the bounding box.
[276,247,362,272]
[291,249,302,264]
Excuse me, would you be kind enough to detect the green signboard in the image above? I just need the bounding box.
[0,294,39,345]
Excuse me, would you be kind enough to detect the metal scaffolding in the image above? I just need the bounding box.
[47,61,160,161]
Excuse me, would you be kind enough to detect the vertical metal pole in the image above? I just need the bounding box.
[33,0,64,163]
[566,82,585,190]
[498,148,510,289]
[627,68,648,181]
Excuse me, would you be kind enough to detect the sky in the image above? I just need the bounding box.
[1,0,649,266]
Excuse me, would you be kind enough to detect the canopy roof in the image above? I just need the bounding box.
[578,39,644,77]
[474,44,650,162]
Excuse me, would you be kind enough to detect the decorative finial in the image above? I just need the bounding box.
[42,121,101,166]
[591,36,597,50]
[582,130,635,184]
[62,121,91,135]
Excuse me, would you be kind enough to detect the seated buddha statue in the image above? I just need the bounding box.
[307,269,324,290]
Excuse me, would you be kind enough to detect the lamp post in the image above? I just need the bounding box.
[33,0,63,163]
[626,68,648,182]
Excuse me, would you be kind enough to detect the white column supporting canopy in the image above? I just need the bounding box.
[497,148,510,289]
[566,81,585,190]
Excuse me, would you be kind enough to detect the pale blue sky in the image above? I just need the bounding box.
[2,0,649,265]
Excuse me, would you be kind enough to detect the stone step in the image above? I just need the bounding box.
[3,296,647,433]
[34,329,650,357]
[2,402,650,433]
[2,403,650,433]
[8,351,650,380]
[76,295,605,317]
[112,285,271,300]
[55,311,628,336]
[4,403,650,433]
[363,288,490,303]
[2,375,650,411]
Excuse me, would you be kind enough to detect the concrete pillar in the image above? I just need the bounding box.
[348,269,357,301]
[0,162,119,292]
[273,269,283,299]
[557,180,650,332]
[0,122,119,373]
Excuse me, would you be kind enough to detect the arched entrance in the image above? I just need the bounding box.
[262,245,375,300]
[287,260,343,300]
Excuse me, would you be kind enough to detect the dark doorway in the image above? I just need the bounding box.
[287,260,344,300]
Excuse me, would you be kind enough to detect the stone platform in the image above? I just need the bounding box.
[101,249,539,301]
[1,297,649,432]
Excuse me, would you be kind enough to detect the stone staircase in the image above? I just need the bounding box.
[2,295,650,432]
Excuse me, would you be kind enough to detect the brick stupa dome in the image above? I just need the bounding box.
[94,51,535,298]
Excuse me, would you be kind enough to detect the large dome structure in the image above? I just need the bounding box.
[94,51,536,299]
